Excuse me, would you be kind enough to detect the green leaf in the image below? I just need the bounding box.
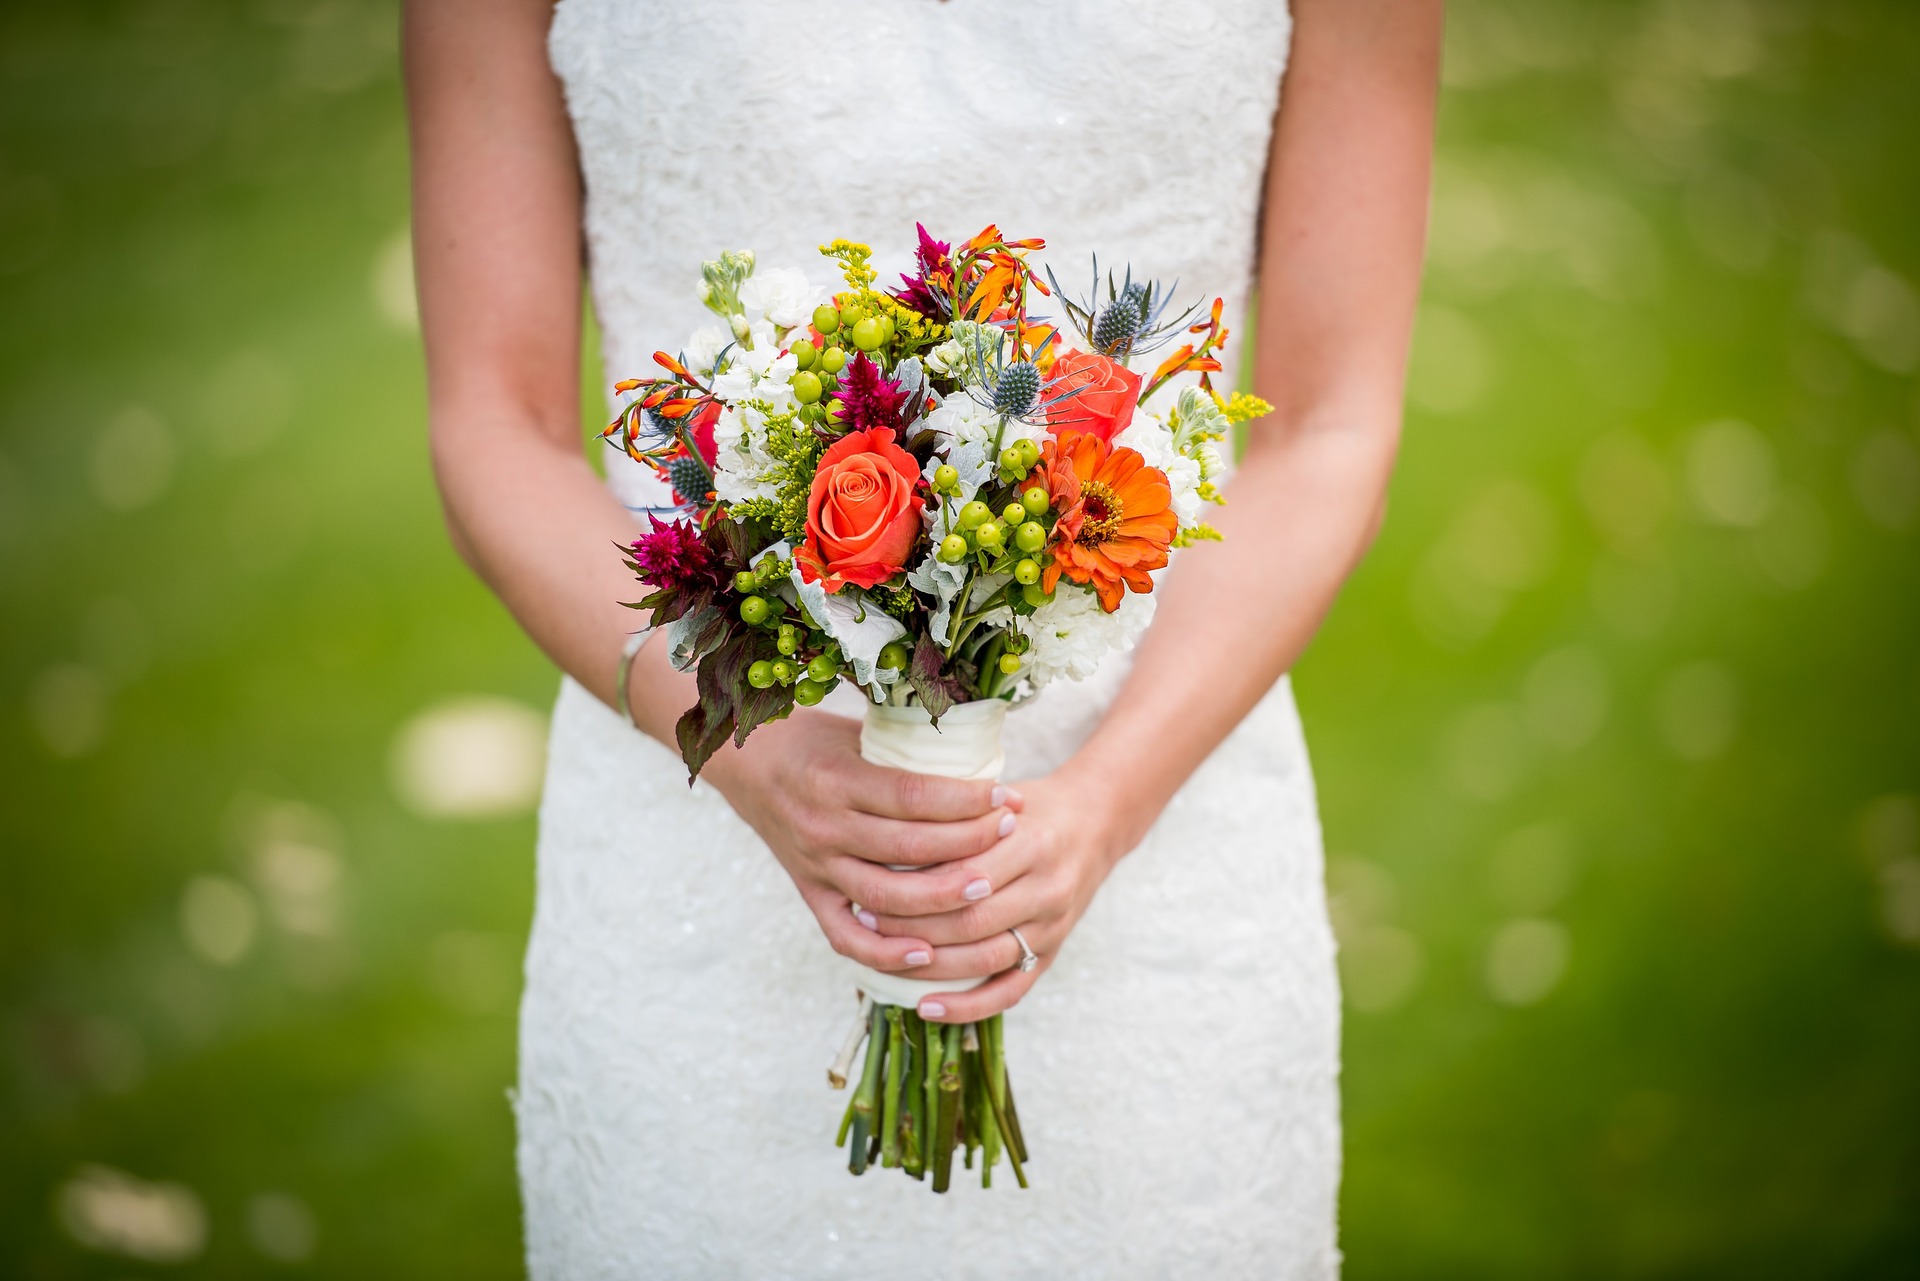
[674,701,733,783]
[733,681,795,747]
[906,635,959,725]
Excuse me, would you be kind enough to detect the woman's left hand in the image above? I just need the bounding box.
[856,766,1138,1023]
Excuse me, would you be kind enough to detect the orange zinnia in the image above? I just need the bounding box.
[1040,432,1178,612]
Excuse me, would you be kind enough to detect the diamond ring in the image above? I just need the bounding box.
[1009,926,1039,973]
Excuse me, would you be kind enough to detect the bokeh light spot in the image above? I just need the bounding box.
[1486,917,1571,1005]
[27,664,108,758]
[180,875,259,966]
[1524,646,1610,750]
[89,405,176,513]
[248,1191,318,1263]
[391,696,548,819]
[56,1165,206,1263]
[1850,430,1919,530]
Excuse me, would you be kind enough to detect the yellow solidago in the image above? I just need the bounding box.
[819,240,877,291]
[1174,523,1225,548]
[1218,390,1272,425]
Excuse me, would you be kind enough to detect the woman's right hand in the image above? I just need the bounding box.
[701,708,1023,975]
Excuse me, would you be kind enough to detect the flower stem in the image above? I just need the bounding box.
[880,1007,905,1169]
[905,1013,930,1180]
[931,1024,963,1193]
[847,1003,886,1176]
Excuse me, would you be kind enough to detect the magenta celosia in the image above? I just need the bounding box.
[627,514,726,592]
[890,222,953,319]
[829,353,908,434]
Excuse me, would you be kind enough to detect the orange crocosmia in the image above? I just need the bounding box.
[1040,433,1178,612]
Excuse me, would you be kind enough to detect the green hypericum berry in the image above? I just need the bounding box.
[933,464,959,492]
[739,596,771,625]
[998,445,1024,473]
[851,317,885,351]
[792,371,823,404]
[733,570,758,594]
[878,641,911,671]
[776,626,798,656]
[938,534,968,562]
[1013,558,1041,585]
[793,678,827,706]
[805,654,838,683]
[825,398,846,420]
[1015,436,1041,469]
[1021,581,1050,606]
[1021,485,1049,513]
[1001,501,1028,526]
[771,659,797,685]
[998,653,1022,676]
[747,660,776,689]
[812,304,840,334]
[820,346,847,373]
[958,500,992,530]
[975,520,1004,549]
[790,338,817,369]
[1014,520,1047,553]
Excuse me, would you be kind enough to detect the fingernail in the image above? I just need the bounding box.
[919,1001,946,1018]
[963,878,991,901]
[998,812,1017,837]
[992,784,1023,807]
[856,909,879,930]
[904,950,931,967]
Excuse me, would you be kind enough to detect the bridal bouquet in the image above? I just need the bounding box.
[609,226,1268,1190]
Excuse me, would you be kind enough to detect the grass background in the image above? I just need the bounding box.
[2,0,1916,1275]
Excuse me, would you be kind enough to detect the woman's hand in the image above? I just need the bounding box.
[857,767,1136,1023]
[700,708,1024,977]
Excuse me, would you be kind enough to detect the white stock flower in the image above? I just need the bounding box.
[739,267,828,329]
[710,405,779,503]
[1019,583,1157,688]
[683,325,731,378]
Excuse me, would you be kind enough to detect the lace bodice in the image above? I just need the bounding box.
[549,0,1293,508]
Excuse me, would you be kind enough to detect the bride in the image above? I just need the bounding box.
[404,0,1438,1274]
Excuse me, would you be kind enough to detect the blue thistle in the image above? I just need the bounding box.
[993,361,1040,417]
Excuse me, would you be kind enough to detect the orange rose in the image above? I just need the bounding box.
[796,427,925,593]
[1046,349,1143,443]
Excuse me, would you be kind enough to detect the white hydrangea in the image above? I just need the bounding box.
[1116,412,1204,526]
[738,267,828,330]
[924,391,1042,461]
[1018,582,1158,689]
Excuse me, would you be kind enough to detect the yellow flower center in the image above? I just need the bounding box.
[1076,480,1124,544]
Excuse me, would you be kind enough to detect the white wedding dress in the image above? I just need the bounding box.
[521,2,1341,1276]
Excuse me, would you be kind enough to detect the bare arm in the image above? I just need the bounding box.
[404,0,1019,973]
[873,0,1444,1022]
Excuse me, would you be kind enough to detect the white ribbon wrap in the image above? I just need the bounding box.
[850,698,1008,1008]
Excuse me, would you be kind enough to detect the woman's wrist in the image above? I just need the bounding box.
[1050,749,1164,872]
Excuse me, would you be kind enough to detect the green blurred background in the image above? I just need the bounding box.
[3,0,1916,1275]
